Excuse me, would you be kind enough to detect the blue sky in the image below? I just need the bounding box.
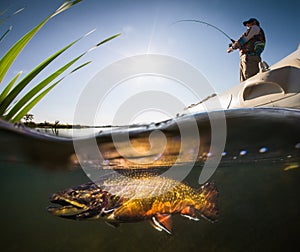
[1,0,300,125]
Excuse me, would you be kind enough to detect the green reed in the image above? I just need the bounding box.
[0,0,120,122]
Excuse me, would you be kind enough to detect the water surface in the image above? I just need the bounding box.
[1,108,300,251]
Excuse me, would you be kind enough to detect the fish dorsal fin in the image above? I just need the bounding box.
[180,206,200,221]
[151,214,172,234]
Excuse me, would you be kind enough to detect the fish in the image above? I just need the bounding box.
[48,175,218,234]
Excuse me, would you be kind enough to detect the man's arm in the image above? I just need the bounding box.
[227,25,261,53]
[238,25,260,45]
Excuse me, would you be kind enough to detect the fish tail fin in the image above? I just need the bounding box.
[197,182,219,222]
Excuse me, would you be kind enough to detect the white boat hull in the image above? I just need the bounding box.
[185,44,300,113]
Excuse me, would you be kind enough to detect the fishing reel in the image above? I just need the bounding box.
[228,39,235,47]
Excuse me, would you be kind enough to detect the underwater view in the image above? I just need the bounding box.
[1,0,300,251]
[1,107,300,251]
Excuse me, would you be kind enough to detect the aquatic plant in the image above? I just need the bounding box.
[0,6,25,42]
[0,0,120,123]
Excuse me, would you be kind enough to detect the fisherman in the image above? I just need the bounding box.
[227,18,266,82]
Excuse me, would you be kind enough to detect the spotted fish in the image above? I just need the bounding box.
[48,175,218,234]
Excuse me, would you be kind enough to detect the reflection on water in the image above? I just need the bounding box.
[1,108,300,251]
[36,127,116,138]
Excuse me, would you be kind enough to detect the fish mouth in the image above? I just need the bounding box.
[48,194,89,218]
[47,182,111,220]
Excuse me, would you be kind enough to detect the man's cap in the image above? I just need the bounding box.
[243,18,260,26]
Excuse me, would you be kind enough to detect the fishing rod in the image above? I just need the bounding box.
[173,19,235,43]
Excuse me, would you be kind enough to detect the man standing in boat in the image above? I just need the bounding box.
[227,18,266,82]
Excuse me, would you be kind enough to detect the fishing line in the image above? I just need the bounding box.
[172,19,235,43]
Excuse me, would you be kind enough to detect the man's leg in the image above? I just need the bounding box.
[245,55,261,80]
[240,54,247,82]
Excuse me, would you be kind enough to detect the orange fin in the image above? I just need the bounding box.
[180,206,199,221]
[198,182,219,223]
[151,213,172,234]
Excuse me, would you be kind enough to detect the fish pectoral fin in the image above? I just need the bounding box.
[180,206,199,221]
[151,214,172,234]
[103,208,115,215]
[102,204,122,216]
[105,221,120,229]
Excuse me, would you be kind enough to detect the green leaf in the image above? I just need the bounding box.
[10,82,61,123]
[0,0,120,122]
[0,19,49,84]
[69,61,91,74]
[0,0,81,84]
[96,33,121,46]
[0,38,80,115]
[0,70,22,103]
[51,0,82,18]
[1,31,121,115]
[0,7,9,17]
[0,25,12,43]
[12,7,26,16]
[10,61,90,123]
[0,7,26,25]
[1,30,120,119]
[5,53,85,120]
[0,7,9,25]
[89,33,121,51]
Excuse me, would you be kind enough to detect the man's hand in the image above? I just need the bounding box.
[227,47,234,53]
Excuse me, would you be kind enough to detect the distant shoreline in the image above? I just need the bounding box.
[23,122,129,129]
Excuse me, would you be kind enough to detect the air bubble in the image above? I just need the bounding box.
[222,152,227,156]
[259,147,268,153]
[239,150,247,156]
[295,143,300,149]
